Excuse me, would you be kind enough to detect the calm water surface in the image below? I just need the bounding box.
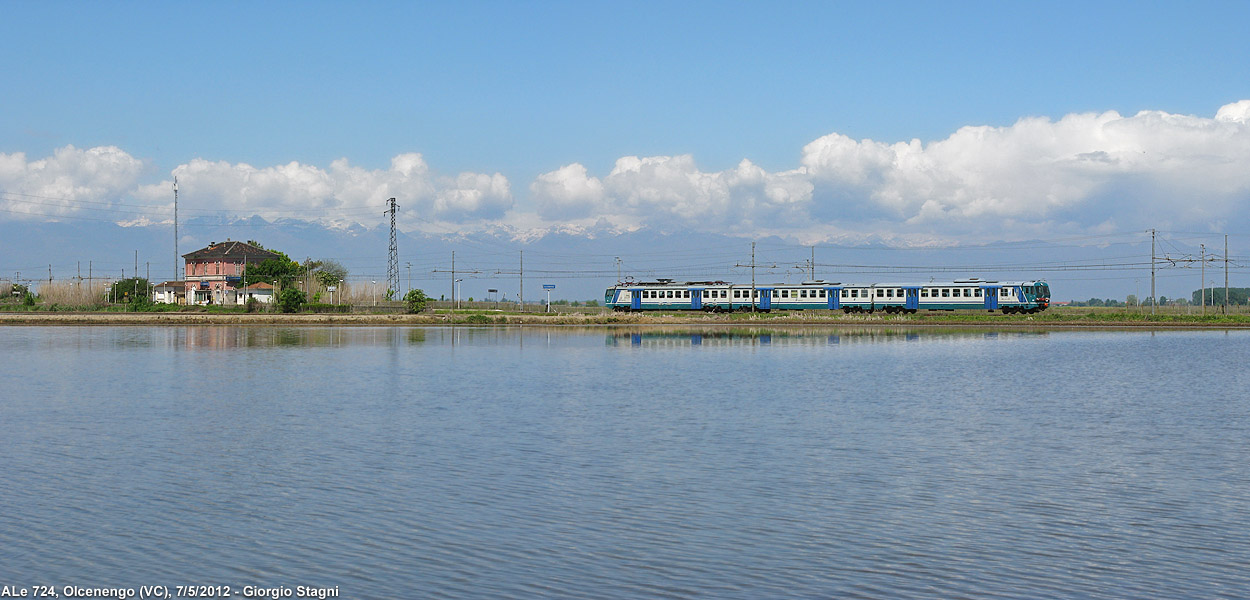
[1,326,1248,599]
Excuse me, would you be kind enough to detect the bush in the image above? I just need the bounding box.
[277,288,306,313]
[404,289,431,313]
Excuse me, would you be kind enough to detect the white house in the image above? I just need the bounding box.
[151,281,185,304]
[238,282,274,305]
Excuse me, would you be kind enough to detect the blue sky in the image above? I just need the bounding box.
[3,1,1250,282]
[6,2,1247,173]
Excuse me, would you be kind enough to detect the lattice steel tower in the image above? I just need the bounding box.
[386,197,400,297]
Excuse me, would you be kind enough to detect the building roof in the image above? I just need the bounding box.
[153,281,184,289]
[182,240,281,262]
[244,282,275,290]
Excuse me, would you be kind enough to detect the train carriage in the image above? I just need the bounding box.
[606,278,1049,314]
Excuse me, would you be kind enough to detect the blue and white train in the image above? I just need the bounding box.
[605,278,1051,314]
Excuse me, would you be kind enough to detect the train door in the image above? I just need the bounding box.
[630,288,643,310]
[827,287,840,310]
[983,286,999,310]
[905,287,919,310]
[690,288,703,310]
[758,287,772,310]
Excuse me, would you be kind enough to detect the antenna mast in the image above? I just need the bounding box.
[173,177,179,282]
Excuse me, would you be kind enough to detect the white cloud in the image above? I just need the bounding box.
[5,101,1250,243]
[150,153,512,224]
[531,155,813,233]
[523,101,1250,241]
[0,145,146,219]
[800,103,1250,232]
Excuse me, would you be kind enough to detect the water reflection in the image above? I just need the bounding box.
[180,326,427,349]
[605,326,1048,348]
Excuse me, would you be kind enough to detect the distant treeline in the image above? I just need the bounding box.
[1066,287,1249,307]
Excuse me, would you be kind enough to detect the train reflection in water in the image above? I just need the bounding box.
[606,327,1048,348]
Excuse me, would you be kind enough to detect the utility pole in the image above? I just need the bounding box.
[615,256,621,283]
[1201,244,1206,316]
[734,241,776,314]
[406,262,412,295]
[1225,234,1229,315]
[811,246,815,280]
[174,177,179,282]
[134,250,138,282]
[48,264,52,286]
[743,241,757,313]
[519,250,524,312]
[1150,229,1156,315]
[433,256,480,310]
[386,197,399,298]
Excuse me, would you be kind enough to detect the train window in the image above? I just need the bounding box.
[734,290,740,298]
[841,290,848,298]
[802,290,808,298]
[721,290,727,298]
[975,289,982,297]
[941,289,950,297]
[819,290,826,298]
[960,289,968,297]
[920,289,929,297]
[1001,288,1008,297]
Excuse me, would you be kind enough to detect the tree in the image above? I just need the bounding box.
[1126,294,1138,307]
[241,257,301,288]
[277,288,306,313]
[404,289,430,313]
[110,278,151,306]
[307,259,349,288]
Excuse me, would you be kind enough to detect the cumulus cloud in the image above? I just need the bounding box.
[137,153,512,224]
[0,145,146,219]
[524,100,1250,241]
[5,101,1250,243]
[0,148,512,227]
[799,103,1250,233]
[531,155,813,233]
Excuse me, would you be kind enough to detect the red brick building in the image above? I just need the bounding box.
[183,241,281,305]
